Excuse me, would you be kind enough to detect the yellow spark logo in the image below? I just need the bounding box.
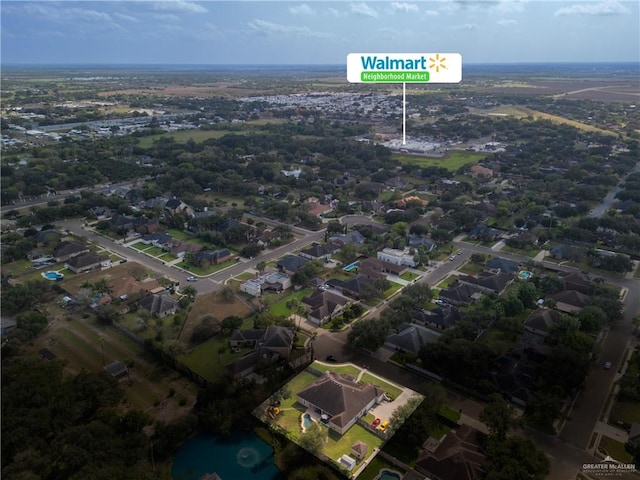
[429,54,447,73]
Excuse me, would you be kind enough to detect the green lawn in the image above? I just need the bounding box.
[392,151,486,172]
[235,272,255,281]
[598,436,634,463]
[144,246,165,257]
[612,398,640,424]
[360,373,403,400]
[500,245,540,258]
[400,271,420,282]
[383,281,403,298]
[310,361,361,378]
[130,242,149,251]
[324,424,382,466]
[267,289,313,317]
[1,258,34,276]
[178,335,253,382]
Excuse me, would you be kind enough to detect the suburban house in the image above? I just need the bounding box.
[483,257,519,274]
[193,249,232,268]
[415,425,487,480]
[164,198,194,217]
[327,275,377,300]
[301,289,351,326]
[329,230,366,247]
[413,305,464,330]
[297,372,385,435]
[164,240,203,258]
[524,308,563,336]
[468,224,503,242]
[35,229,62,247]
[65,252,107,274]
[277,255,310,275]
[377,247,417,268]
[229,326,295,359]
[136,294,178,318]
[407,234,437,252]
[439,283,484,307]
[109,277,161,301]
[551,290,590,314]
[559,271,592,294]
[53,240,89,262]
[226,326,296,380]
[384,323,441,355]
[359,257,406,277]
[141,232,173,247]
[239,272,292,297]
[492,354,536,406]
[458,272,514,296]
[299,242,340,261]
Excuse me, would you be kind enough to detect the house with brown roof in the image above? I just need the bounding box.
[415,425,486,480]
[559,271,592,294]
[65,252,107,274]
[551,290,590,314]
[53,240,89,262]
[524,308,563,336]
[302,289,351,326]
[136,294,178,318]
[297,372,385,435]
[459,272,514,296]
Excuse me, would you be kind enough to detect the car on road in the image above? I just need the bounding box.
[449,255,455,261]
[378,420,389,432]
[325,355,337,362]
[604,361,612,370]
[186,276,197,282]
[457,250,463,255]
[371,418,381,428]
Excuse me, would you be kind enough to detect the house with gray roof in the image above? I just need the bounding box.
[483,257,520,274]
[65,252,107,274]
[329,230,366,247]
[385,323,441,355]
[524,308,563,336]
[226,326,295,380]
[277,255,310,275]
[53,240,89,262]
[459,272,514,295]
[136,294,178,318]
[297,372,384,435]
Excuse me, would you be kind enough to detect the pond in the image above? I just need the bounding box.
[172,432,283,480]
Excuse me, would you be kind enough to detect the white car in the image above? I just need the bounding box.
[186,276,197,282]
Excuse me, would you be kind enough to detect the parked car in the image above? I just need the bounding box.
[449,256,455,261]
[186,276,197,282]
[371,418,381,428]
[378,420,389,432]
[325,355,337,362]
[604,361,612,370]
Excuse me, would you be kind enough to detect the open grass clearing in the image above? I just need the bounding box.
[612,398,640,424]
[360,373,403,400]
[267,288,314,317]
[178,334,253,383]
[383,281,403,298]
[176,258,237,276]
[324,423,382,467]
[135,128,253,148]
[400,271,420,282]
[393,151,486,172]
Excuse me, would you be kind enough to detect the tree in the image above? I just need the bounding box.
[298,422,325,455]
[256,261,267,274]
[484,436,550,480]
[480,393,517,439]
[182,285,197,300]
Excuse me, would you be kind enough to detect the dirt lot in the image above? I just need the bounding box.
[180,290,252,343]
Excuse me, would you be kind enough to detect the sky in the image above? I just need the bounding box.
[1,0,639,65]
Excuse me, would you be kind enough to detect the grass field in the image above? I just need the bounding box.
[28,314,197,418]
[392,150,486,172]
[178,334,254,383]
[266,288,313,317]
[181,290,251,343]
[135,128,251,148]
[598,436,634,463]
[612,398,640,424]
[400,271,420,282]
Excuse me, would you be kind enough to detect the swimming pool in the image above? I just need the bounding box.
[374,468,402,480]
[518,270,533,280]
[303,413,313,429]
[42,271,64,281]
[343,261,359,272]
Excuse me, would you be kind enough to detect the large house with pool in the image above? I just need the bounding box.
[297,372,385,435]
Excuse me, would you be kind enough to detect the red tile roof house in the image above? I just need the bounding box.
[296,372,385,435]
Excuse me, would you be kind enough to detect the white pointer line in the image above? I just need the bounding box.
[402,82,406,145]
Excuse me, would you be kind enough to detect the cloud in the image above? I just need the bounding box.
[391,2,419,13]
[114,13,138,23]
[350,2,378,18]
[424,10,439,16]
[452,23,480,30]
[289,4,316,15]
[328,7,347,17]
[497,19,517,26]
[153,1,207,14]
[554,0,630,16]
[247,19,329,38]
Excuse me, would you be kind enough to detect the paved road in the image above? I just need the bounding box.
[59,218,325,294]
[589,160,640,218]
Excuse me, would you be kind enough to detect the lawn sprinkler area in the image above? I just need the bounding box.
[42,271,64,281]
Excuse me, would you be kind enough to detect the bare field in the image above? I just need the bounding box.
[484,105,617,135]
[180,290,252,343]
